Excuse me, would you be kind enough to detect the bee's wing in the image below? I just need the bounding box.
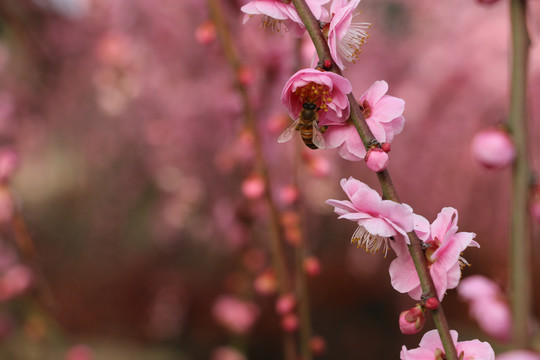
[312,121,326,149]
[277,117,301,143]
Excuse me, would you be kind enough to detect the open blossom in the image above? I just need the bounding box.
[458,275,511,342]
[401,330,495,360]
[241,0,329,35]
[281,68,352,125]
[325,177,414,256]
[326,0,371,70]
[390,207,479,301]
[324,80,405,161]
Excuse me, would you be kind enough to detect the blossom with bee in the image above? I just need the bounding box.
[325,177,414,256]
[389,207,479,301]
[281,68,352,126]
[324,80,405,161]
[241,0,329,35]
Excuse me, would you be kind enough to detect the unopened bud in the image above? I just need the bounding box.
[399,305,425,335]
[303,256,321,276]
[276,294,296,315]
[195,20,216,45]
[471,128,515,170]
[241,174,265,199]
[365,148,389,172]
[323,59,332,69]
[281,313,298,332]
[424,297,440,310]
[381,142,391,153]
[253,270,277,296]
[310,336,326,355]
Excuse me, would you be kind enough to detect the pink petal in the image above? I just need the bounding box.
[430,263,449,301]
[360,217,397,237]
[389,256,419,294]
[456,340,495,360]
[370,95,405,123]
[324,125,349,148]
[360,80,388,106]
[400,347,436,360]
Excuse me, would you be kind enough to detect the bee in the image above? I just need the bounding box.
[277,101,326,149]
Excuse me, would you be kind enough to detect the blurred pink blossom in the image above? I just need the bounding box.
[0,148,18,184]
[278,185,299,205]
[0,264,33,301]
[326,0,370,70]
[310,336,326,356]
[365,148,389,172]
[326,177,414,256]
[253,269,277,295]
[471,129,516,169]
[0,187,13,224]
[458,275,511,342]
[212,296,259,334]
[65,345,94,360]
[281,313,299,332]
[211,347,247,360]
[398,305,425,335]
[241,174,265,199]
[303,256,321,276]
[195,20,216,45]
[276,293,296,315]
[324,80,405,161]
[390,207,479,301]
[400,330,494,360]
[496,351,540,360]
[281,68,352,126]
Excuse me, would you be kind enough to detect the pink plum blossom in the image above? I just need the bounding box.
[390,207,479,301]
[399,305,425,335]
[471,129,516,169]
[401,330,495,360]
[212,296,259,334]
[365,147,389,172]
[326,0,371,70]
[324,80,405,161]
[326,177,414,256]
[458,275,511,342]
[241,0,329,36]
[281,68,352,126]
[496,351,540,360]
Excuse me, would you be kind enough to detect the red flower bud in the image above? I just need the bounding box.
[399,305,425,335]
[381,142,391,153]
[424,297,440,310]
[323,59,332,69]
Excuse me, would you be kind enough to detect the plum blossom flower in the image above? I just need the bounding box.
[401,330,495,360]
[241,0,329,36]
[324,80,405,161]
[458,275,511,342]
[326,0,371,70]
[399,305,425,335]
[390,207,479,301]
[212,296,259,334]
[325,177,414,256]
[471,128,516,169]
[281,68,352,125]
[365,147,389,172]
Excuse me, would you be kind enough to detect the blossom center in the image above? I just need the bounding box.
[351,225,390,257]
[360,99,371,118]
[260,16,286,33]
[294,82,332,112]
[425,238,441,264]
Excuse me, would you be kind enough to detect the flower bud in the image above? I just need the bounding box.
[195,20,216,45]
[281,313,298,332]
[241,174,265,199]
[381,142,391,153]
[303,256,321,277]
[471,129,515,170]
[323,59,332,69]
[424,297,440,310]
[365,148,389,172]
[276,293,296,315]
[310,336,326,356]
[253,270,277,296]
[399,305,425,335]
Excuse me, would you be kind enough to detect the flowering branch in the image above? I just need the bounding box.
[508,0,532,349]
[289,0,458,358]
[207,0,297,358]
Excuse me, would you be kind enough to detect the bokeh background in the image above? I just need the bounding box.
[0,0,538,359]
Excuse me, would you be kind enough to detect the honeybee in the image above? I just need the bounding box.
[278,102,326,149]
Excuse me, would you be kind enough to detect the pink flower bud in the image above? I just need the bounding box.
[281,313,298,332]
[381,142,391,153]
[195,20,216,45]
[278,185,299,206]
[212,296,259,334]
[253,270,277,296]
[237,66,255,86]
[241,174,265,199]
[471,129,516,169]
[310,336,326,356]
[365,148,389,172]
[399,305,425,335]
[323,59,332,69]
[303,256,321,277]
[276,294,296,315]
[0,265,33,301]
[424,297,440,310]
